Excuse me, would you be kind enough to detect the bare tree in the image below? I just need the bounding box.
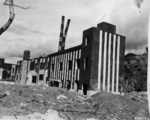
[0,0,33,36]
[0,0,15,35]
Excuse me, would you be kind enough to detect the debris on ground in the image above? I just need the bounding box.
[57,95,67,100]
[0,91,10,99]
[0,83,149,120]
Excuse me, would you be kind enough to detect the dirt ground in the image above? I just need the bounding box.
[0,83,149,120]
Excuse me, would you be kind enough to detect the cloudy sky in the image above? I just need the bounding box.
[0,0,149,64]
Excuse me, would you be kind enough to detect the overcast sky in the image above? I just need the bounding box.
[0,0,150,64]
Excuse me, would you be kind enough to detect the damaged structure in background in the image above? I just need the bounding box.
[15,16,126,96]
[15,50,48,86]
[0,58,16,81]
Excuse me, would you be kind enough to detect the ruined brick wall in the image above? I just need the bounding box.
[79,27,97,90]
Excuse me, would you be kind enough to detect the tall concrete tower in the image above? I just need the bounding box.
[79,22,125,95]
[20,50,30,85]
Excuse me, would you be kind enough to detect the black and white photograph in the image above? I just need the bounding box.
[0,0,150,119]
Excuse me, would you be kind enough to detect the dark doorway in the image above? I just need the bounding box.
[66,81,71,90]
[83,84,88,95]
[51,81,59,87]
[32,76,36,83]
[2,70,9,79]
[75,81,79,92]
[54,81,59,87]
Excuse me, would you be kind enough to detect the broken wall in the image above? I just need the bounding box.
[48,45,81,91]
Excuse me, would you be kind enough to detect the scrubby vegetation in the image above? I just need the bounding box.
[121,51,147,92]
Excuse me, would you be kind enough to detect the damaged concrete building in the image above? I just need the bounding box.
[0,58,16,81]
[15,17,125,95]
[15,50,49,86]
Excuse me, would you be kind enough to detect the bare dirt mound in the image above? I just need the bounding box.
[87,91,149,120]
[0,84,149,120]
[0,84,80,118]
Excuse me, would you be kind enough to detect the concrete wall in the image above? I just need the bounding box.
[26,70,37,85]
[90,28,100,90]
[10,64,16,81]
[79,23,126,95]
[0,58,4,68]
[118,36,126,91]
[48,45,81,90]
[79,27,96,90]
[96,26,125,93]
[20,60,28,85]
[15,61,22,84]
[0,68,3,79]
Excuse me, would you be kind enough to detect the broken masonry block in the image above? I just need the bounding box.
[0,91,10,99]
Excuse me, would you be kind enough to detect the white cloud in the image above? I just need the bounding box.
[0,0,149,64]
[110,0,150,53]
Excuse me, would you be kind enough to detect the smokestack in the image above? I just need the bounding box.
[23,50,30,60]
[62,19,71,51]
[58,16,65,52]
[58,16,71,52]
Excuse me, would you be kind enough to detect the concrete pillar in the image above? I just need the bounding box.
[112,35,116,92]
[116,36,120,92]
[102,32,107,91]
[107,33,112,92]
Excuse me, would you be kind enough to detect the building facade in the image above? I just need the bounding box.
[0,58,16,81]
[15,22,126,95]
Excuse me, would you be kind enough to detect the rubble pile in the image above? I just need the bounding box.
[0,83,149,120]
[0,84,80,118]
[124,92,147,103]
[88,92,149,120]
